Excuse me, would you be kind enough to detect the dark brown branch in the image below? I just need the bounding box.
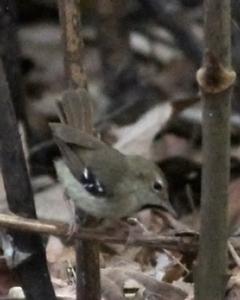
[57,0,87,89]
[0,60,56,300]
[0,0,25,122]
[57,1,100,300]
[195,1,236,300]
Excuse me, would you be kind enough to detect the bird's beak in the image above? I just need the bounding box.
[158,200,177,218]
[141,200,177,218]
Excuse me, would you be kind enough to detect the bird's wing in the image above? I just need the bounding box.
[50,122,102,177]
[51,122,127,196]
[53,136,85,177]
[51,88,128,198]
[79,146,128,197]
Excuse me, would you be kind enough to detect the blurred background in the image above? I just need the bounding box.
[2,0,240,228]
[1,1,240,297]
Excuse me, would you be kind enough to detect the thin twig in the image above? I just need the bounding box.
[162,248,190,274]
[0,212,199,253]
[1,212,240,259]
[228,241,240,268]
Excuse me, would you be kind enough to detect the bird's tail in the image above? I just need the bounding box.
[49,88,97,175]
[57,88,94,134]
[50,88,102,150]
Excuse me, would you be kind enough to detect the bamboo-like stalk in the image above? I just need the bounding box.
[195,1,236,299]
[57,1,101,300]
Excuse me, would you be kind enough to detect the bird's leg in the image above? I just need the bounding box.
[62,191,80,241]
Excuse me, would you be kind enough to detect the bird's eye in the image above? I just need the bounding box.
[153,180,163,192]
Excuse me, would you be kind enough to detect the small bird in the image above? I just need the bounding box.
[50,88,175,219]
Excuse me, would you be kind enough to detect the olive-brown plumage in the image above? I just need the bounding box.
[50,88,174,219]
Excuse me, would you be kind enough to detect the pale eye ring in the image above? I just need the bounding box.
[153,180,163,192]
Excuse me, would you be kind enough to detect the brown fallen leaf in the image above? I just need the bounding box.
[103,267,187,300]
[226,274,240,300]
[101,275,125,300]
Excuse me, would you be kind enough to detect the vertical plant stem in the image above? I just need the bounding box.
[0,0,25,121]
[195,1,235,300]
[0,0,33,144]
[0,60,56,300]
[57,0,87,89]
[57,1,101,300]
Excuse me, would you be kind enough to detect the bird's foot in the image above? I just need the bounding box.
[66,221,80,243]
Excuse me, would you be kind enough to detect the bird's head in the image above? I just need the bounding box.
[126,155,176,216]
